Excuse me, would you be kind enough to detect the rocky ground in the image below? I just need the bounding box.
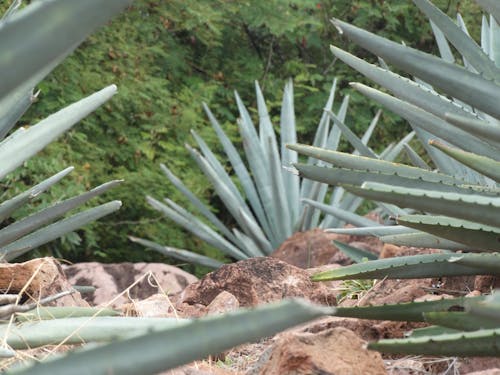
[5,229,500,374]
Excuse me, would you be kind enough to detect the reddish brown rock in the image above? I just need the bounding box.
[256,327,386,375]
[0,257,88,307]
[272,229,351,268]
[178,257,336,308]
[64,262,197,307]
[464,369,500,375]
[459,358,500,374]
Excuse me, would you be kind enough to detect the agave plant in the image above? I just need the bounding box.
[131,76,420,268]
[289,0,500,357]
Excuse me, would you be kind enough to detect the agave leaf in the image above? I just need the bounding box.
[0,85,117,179]
[2,201,122,261]
[185,145,265,248]
[350,83,500,161]
[236,112,281,245]
[331,18,500,118]
[345,182,500,229]
[293,163,480,195]
[397,215,500,252]
[368,328,500,356]
[129,236,223,269]
[0,317,186,350]
[189,130,244,206]
[477,0,500,24]
[288,143,463,185]
[302,199,380,228]
[335,296,485,322]
[403,143,431,170]
[310,79,337,152]
[329,45,479,123]
[449,253,500,274]
[300,81,336,202]
[268,137,292,241]
[333,240,378,263]
[325,110,377,158]
[430,20,455,63]
[17,307,119,322]
[424,311,500,331]
[0,166,74,222]
[429,139,500,182]
[1,0,21,20]
[0,180,121,248]
[311,253,500,281]
[237,208,272,256]
[489,15,500,64]
[232,229,264,258]
[380,232,478,251]
[325,225,416,237]
[255,81,277,157]
[467,291,500,323]
[279,80,300,223]
[411,125,468,177]
[146,196,246,260]
[413,0,500,77]
[0,88,36,140]
[202,104,273,243]
[446,113,500,146]
[360,109,381,147]
[10,299,334,375]
[382,131,415,162]
[408,325,461,338]
[0,0,132,101]
[159,164,240,246]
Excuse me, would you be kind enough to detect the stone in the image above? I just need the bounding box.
[464,370,500,375]
[206,291,239,316]
[272,229,351,268]
[178,257,336,308]
[122,293,177,318]
[64,262,197,307]
[255,327,386,375]
[0,257,88,307]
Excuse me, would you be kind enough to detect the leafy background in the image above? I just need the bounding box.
[3,0,480,274]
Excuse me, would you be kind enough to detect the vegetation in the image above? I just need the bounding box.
[3,0,481,268]
[0,2,333,373]
[295,0,500,356]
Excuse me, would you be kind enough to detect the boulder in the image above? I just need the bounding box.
[178,257,336,308]
[272,229,351,268]
[64,262,197,307]
[255,327,386,375]
[0,257,88,307]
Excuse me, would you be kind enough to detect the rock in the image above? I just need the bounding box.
[207,291,239,316]
[379,243,440,259]
[272,229,351,268]
[122,293,177,318]
[0,257,88,307]
[164,362,242,375]
[255,327,386,375]
[464,370,500,375]
[339,278,430,308]
[64,262,197,307]
[178,257,336,308]
[475,275,500,293]
[459,358,500,374]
